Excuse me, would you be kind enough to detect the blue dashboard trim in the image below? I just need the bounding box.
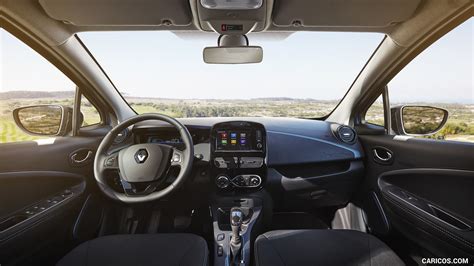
[267,130,361,158]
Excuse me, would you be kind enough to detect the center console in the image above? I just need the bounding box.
[210,121,267,265]
[210,197,263,266]
[210,121,266,191]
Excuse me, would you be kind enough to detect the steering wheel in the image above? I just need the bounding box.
[94,114,194,203]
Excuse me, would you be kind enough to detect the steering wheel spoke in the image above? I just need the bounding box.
[119,178,158,196]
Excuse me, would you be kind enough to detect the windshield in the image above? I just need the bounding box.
[79,31,383,118]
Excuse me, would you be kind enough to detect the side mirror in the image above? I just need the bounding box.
[13,105,73,136]
[391,105,448,135]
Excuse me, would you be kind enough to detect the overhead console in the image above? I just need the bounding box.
[210,121,266,191]
[192,0,274,34]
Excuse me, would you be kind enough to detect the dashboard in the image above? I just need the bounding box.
[131,117,364,208]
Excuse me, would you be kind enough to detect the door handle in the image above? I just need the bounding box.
[372,147,393,164]
[70,149,94,166]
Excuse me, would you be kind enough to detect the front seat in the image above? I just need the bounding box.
[255,230,404,266]
[57,234,208,266]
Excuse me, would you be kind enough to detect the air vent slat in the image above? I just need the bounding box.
[113,128,129,144]
[336,126,356,144]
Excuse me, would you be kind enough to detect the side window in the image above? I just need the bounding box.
[388,18,473,143]
[80,95,101,127]
[0,30,99,143]
[365,95,384,126]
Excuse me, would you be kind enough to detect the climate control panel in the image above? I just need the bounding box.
[215,174,262,189]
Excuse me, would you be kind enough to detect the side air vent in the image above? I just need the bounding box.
[336,126,356,144]
[113,128,129,144]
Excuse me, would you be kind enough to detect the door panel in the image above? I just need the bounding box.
[359,134,474,259]
[0,136,103,265]
[0,137,102,173]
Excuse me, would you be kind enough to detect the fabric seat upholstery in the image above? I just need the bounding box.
[255,229,404,266]
[57,233,208,266]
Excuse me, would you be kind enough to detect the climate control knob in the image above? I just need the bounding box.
[215,175,230,189]
[249,176,261,187]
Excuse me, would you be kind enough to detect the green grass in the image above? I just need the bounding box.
[0,118,44,143]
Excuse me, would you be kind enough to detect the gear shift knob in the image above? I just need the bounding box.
[230,207,243,244]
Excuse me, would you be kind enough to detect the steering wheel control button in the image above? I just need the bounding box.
[216,175,230,188]
[105,155,118,167]
[134,149,149,164]
[172,153,181,163]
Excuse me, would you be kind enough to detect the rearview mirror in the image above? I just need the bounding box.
[203,46,263,64]
[391,105,448,135]
[13,105,73,136]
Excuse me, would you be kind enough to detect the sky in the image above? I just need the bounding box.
[1,18,472,103]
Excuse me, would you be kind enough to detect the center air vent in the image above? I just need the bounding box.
[336,126,356,144]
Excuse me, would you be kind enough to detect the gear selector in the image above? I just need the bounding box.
[230,207,243,262]
[211,198,262,266]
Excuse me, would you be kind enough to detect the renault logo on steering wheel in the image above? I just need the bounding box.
[134,149,148,164]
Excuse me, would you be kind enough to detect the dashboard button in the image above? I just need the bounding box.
[234,176,246,186]
[217,233,225,241]
[231,175,261,187]
[214,157,227,168]
[240,157,263,168]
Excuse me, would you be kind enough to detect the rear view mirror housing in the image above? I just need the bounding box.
[391,105,448,136]
[13,105,73,136]
[203,34,263,64]
[203,46,263,64]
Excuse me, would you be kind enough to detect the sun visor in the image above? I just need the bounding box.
[38,0,193,26]
[273,0,421,28]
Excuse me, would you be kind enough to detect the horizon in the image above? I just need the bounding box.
[1,89,473,104]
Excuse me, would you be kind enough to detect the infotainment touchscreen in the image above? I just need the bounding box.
[216,130,252,150]
[212,121,265,152]
[216,129,265,151]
